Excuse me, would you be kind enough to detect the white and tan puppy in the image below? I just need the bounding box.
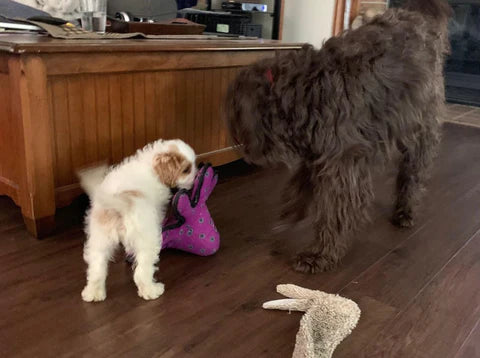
[78,139,196,302]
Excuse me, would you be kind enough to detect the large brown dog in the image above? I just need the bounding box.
[225,0,452,273]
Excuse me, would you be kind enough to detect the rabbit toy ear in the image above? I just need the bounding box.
[190,163,218,206]
[262,298,310,312]
[188,164,208,203]
[175,190,194,214]
[162,189,189,231]
[277,284,324,300]
[199,165,218,200]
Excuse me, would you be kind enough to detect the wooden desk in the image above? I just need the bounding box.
[0,34,301,237]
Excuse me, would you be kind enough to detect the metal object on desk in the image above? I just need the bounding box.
[221,2,268,13]
[107,0,177,22]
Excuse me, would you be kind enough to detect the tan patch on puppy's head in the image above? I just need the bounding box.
[153,147,192,188]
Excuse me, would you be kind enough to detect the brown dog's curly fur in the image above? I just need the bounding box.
[224,0,453,273]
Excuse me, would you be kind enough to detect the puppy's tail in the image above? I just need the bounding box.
[403,0,453,24]
[77,165,137,214]
[77,164,109,198]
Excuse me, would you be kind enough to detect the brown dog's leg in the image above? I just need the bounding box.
[294,162,374,273]
[273,164,314,232]
[393,127,440,228]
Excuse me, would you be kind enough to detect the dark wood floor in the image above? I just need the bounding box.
[2,122,480,358]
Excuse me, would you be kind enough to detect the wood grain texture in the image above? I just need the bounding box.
[365,230,480,357]
[133,73,146,149]
[457,320,480,358]
[95,75,112,162]
[49,67,250,178]
[333,0,346,36]
[0,54,8,73]
[8,56,56,237]
[44,51,288,76]
[67,76,87,171]
[335,126,480,356]
[0,38,299,235]
[343,179,480,308]
[1,124,480,357]
[278,0,285,40]
[0,72,19,203]
[120,73,135,157]
[0,35,302,54]
[48,66,244,204]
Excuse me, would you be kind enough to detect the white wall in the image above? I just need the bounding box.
[282,0,335,48]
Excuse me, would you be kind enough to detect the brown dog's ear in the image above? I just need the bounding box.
[153,151,190,187]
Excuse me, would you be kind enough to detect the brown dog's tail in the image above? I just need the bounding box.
[403,0,453,24]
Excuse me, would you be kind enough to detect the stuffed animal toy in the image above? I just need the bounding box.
[125,163,219,263]
[161,163,220,256]
[263,284,361,358]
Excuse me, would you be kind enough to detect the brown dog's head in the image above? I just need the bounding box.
[224,59,277,166]
[153,140,196,189]
[224,46,316,167]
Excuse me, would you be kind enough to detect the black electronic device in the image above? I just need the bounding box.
[221,2,242,11]
[107,0,177,22]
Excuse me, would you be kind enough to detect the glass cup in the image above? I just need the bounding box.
[80,0,107,33]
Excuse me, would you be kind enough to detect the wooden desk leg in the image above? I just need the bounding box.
[23,216,56,238]
[9,56,56,238]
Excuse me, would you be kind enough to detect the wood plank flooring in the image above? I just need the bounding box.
[1,122,480,358]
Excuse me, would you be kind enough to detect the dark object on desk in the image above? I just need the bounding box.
[22,18,212,39]
[107,17,205,35]
[0,0,49,18]
[177,0,199,10]
[178,9,256,36]
[27,16,68,26]
[108,0,178,22]
[221,2,243,11]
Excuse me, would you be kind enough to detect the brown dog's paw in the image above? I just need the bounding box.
[392,210,414,228]
[293,252,338,274]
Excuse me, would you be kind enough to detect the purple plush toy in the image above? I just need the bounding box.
[161,163,220,256]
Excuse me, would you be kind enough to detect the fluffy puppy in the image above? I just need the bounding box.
[78,139,196,302]
[225,0,452,273]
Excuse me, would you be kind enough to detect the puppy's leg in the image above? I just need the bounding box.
[393,128,440,228]
[131,213,164,300]
[82,231,117,302]
[274,164,314,232]
[133,244,164,301]
[294,163,374,273]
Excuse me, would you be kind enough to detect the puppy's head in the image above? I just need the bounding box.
[153,140,196,190]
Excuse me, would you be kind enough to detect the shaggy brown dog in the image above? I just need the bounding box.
[224,0,452,273]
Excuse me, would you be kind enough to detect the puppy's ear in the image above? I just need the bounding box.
[153,151,191,188]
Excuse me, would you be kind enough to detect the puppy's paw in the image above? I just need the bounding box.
[293,252,339,274]
[137,282,165,300]
[81,284,106,302]
[392,210,414,228]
